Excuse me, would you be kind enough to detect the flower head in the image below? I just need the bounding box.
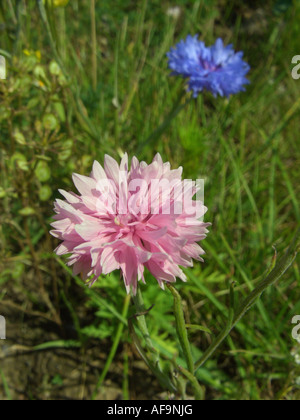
[167,36,250,98]
[51,154,210,295]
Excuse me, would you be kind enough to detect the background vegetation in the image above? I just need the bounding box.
[0,0,299,400]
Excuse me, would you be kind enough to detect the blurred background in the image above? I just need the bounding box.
[0,0,299,400]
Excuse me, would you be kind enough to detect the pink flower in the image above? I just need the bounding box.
[51,154,210,294]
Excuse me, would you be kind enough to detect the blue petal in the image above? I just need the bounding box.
[166,35,250,98]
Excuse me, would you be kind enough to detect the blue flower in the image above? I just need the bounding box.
[167,36,250,98]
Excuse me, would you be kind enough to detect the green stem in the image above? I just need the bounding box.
[195,228,300,371]
[37,0,63,70]
[58,7,67,61]
[132,287,158,361]
[128,313,177,393]
[130,287,177,393]
[13,0,22,55]
[92,294,131,400]
[167,284,194,374]
[137,90,192,153]
[91,0,97,91]
[0,369,12,401]
[178,365,204,401]
[167,284,206,400]
[37,0,100,140]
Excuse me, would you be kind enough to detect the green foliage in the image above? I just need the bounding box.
[0,0,299,401]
